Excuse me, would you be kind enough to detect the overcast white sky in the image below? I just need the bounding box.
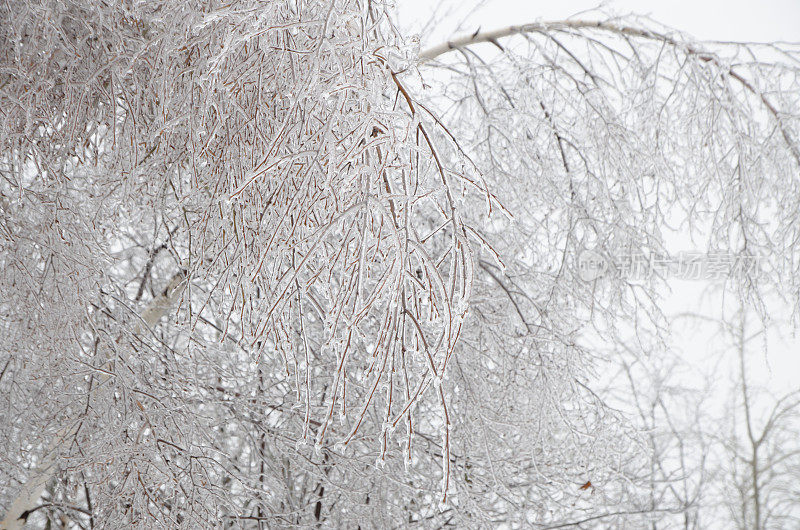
[398,0,800,46]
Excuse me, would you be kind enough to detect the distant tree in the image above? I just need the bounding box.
[1,0,799,527]
[715,306,800,530]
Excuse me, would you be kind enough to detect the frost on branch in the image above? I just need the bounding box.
[1,0,482,525]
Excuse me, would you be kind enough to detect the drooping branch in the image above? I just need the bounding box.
[419,20,800,165]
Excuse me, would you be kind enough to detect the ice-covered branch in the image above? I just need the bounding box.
[0,270,187,529]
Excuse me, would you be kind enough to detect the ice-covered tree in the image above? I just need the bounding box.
[1,0,799,527]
